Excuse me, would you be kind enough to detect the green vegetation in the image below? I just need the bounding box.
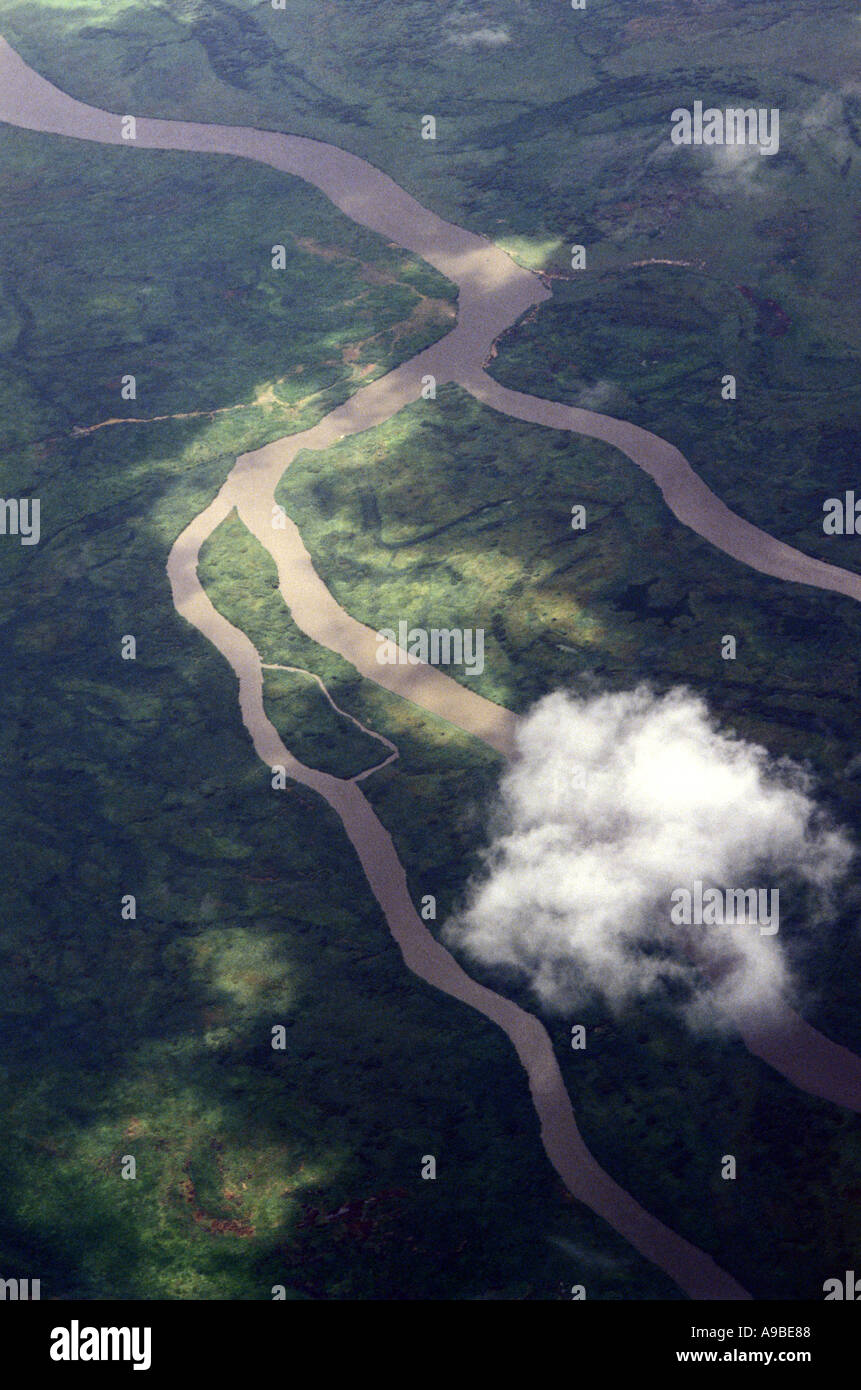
[6,0,855,552]
[0,122,455,458]
[0,123,669,1299]
[491,260,861,571]
[1,0,859,1300]
[279,384,861,803]
[261,665,388,780]
[2,0,857,276]
[259,384,861,1298]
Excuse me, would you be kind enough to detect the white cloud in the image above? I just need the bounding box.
[702,140,769,195]
[443,686,852,1028]
[652,129,774,196]
[798,91,854,162]
[800,92,844,133]
[447,26,512,49]
[572,378,616,409]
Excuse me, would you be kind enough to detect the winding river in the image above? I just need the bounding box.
[3,35,860,1299]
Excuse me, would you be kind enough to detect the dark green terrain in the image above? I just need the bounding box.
[0,0,859,1299]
